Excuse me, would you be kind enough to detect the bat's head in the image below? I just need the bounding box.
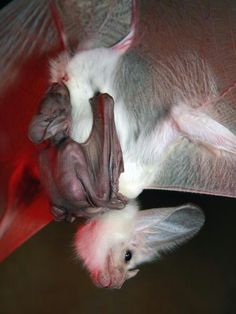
[74,202,205,289]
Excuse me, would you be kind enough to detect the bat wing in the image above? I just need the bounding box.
[139,0,236,197]
[0,0,62,261]
[149,139,236,197]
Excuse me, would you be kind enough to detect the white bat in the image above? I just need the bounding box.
[0,0,235,287]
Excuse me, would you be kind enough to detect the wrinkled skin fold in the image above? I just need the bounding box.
[29,89,127,221]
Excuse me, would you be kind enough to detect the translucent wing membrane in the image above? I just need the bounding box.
[0,0,58,91]
[55,0,132,49]
[0,0,133,92]
[150,139,236,197]
[138,0,236,128]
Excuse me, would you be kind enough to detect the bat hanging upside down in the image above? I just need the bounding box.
[1,0,236,288]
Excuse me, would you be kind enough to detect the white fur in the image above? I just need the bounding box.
[74,202,138,271]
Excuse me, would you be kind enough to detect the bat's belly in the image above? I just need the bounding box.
[118,158,157,198]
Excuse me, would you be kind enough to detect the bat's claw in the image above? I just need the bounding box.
[111,192,128,207]
[108,192,128,209]
[51,206,76,223]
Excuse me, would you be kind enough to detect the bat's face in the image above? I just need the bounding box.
[74,203,140,289]
[90,243,140,289]
[75,203,205,289]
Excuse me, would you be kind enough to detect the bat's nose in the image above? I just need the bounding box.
[92,271,111,288]
[93,271,124,289]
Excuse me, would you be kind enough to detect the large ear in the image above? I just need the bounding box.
[111,0,137,53]
[134,204,205,263]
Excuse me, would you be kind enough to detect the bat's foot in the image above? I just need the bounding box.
[91,191,128,210]
[51,206,76,223]
[84,207,108,216]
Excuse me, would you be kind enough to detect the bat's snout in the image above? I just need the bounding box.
[92,270,125,289]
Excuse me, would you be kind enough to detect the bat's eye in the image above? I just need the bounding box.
[124,250,132,262]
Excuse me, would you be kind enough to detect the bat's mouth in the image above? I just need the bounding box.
[92,268,139,289]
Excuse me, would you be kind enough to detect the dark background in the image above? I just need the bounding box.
[0,0,11,10]
[1,190,236,314]
[0,1,236,313]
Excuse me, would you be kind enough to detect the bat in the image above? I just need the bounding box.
[0,0,235,286]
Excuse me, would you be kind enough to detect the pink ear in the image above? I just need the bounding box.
[111,0,137,53]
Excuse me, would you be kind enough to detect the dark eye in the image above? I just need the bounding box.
[124,250,132,262]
